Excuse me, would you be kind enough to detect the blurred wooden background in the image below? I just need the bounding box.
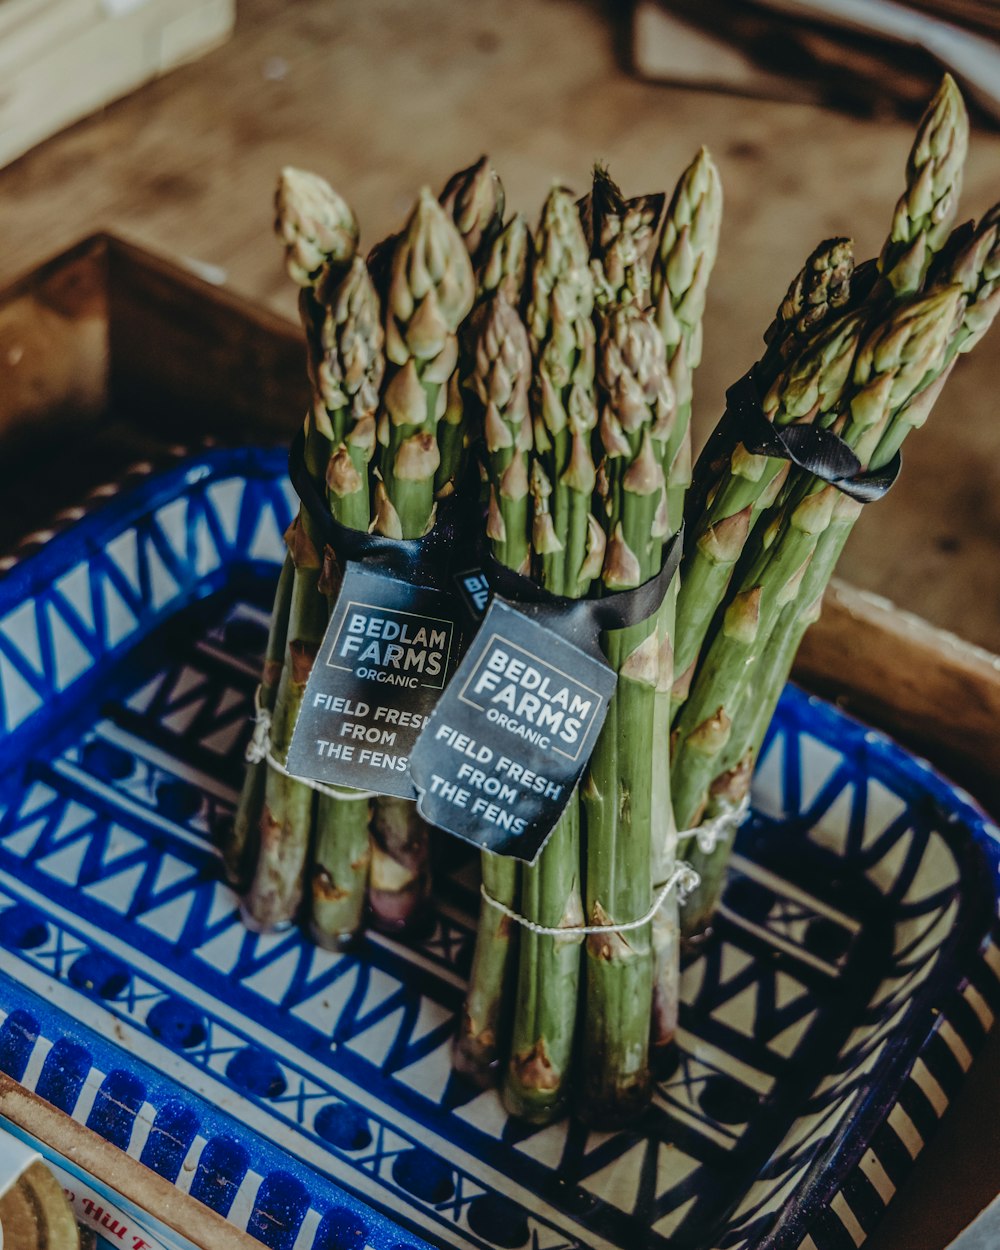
[2,0,998,658]
[0,2,998,1247]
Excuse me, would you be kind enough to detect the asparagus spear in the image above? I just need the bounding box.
[242,517,325,930]
[224,554,294,889]
[757,237,855,385]
[274,167,359,289]
[437,157,507,494]
[318,256,383,528]
[586,166,664,309]
[241,171,358,931]
[579,302,673,1126]
[309,257,385,949]
[878,74,968,296]
[503,189,598,1124]
[526,186,597,595]
[650,147,723,527]
[635,152,720,1058]
[478,213,531,307]
[439,155,506,271]
[671,285,965,836]
[375,188,476,536]
[367,190,476,934]
[454,291,533,1084]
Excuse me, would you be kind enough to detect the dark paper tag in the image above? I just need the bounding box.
[286,563,464,799]
[409,598,617,860]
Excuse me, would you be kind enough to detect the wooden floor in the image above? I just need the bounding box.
[1,2,998,1246]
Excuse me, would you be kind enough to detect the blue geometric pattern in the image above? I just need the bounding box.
[0,449,998,1250]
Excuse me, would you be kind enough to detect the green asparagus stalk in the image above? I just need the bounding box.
[586,166,664,309]
[454,291,533,1084]
[309,257,385,949]
[526,186,597,595]
[242,518,325,930]
[503,189,599,1123]
[475,294,534,572]
[633,152,719,1058]
[478,214,531,307]
[274,166,359,290]
[579,302,673,1126]
[439,155,506,271]
[367,189,476,934]
[650,147,723,527]
[437,157,507,494]
[375,188,476,536]
[224,554,294,889]
[757,237,855,386]
[242,170,358,931]
[318,255,383,527]
[231,168,360,895]
[366,796,433,935]
[878,74,968,296]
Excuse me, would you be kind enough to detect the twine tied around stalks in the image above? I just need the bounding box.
[478,797,752,935]
[690,795,751,854]
[480,861,702,938]
[245,691,751,929]
[245,685,378,802]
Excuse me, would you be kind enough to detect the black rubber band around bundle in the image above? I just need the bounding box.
[288,428,455,587]
[481,525,684,661]
[686,368,901,526]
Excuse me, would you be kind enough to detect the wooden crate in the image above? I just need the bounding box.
[0,232,307,551]
[1,234,998,1247]
[0,0,235,170]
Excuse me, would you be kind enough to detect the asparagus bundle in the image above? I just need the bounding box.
[452,153,720,1128]
[672,285,963,827]
[235,164,485,942]
[669,75,989,938]
[672,74,967,715]
[239,170,361,932]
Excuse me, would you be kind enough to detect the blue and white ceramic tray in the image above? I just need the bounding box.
[1,446,998,1250]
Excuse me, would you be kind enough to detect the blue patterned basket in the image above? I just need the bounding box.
[0,446,997,1250]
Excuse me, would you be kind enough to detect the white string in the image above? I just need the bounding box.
[687,794,751,854]
[246,687,751,930]
[245,685,377,802]
[478,798,753,935]
[480,861,702,937]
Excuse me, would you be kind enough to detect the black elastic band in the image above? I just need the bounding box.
[288,428,456,586]
[726,370,901,502]
[686,369,901,525]
[481,526,684,660]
